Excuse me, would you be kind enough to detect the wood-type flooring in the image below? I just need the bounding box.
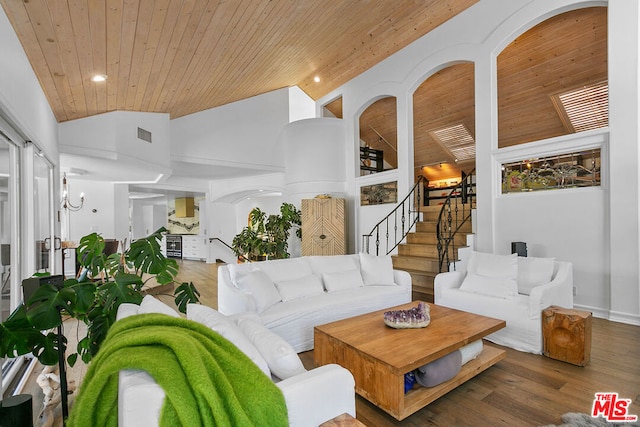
[22,259,640,426]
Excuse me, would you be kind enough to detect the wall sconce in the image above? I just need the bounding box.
[61,173,84,212]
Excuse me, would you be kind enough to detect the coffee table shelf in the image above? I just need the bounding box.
[314,302,506,420]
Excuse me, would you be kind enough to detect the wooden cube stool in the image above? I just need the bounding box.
[542,305,592,366]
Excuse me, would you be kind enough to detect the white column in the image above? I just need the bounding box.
[608,0,640,321]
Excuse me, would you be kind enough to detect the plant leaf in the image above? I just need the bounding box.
[126,229,167,275]
[77,233,107,277]
[63,280,97,315]
[32,331,65,366]
[25,284,73,330]
[67,353,78,368]
[0,305,45,357]
[174,282,200,314]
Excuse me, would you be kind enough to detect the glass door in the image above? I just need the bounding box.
[0,134,13,321]
[33,151,53,274]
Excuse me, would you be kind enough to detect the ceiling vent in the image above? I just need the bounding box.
[430,123,476,162]
[552,81,608,133]
[137,127,152,143]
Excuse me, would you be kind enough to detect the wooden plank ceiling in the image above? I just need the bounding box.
[0,0,478,123]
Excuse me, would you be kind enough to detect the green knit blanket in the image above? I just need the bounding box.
[68,313,288,427]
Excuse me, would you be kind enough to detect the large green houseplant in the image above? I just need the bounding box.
[0,227,200,367]
[231,202,301,261]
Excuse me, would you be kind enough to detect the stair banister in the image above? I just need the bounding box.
[435,170,476,272]
[362,176,425,255]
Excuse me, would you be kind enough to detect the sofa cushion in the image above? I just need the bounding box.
[468,251,518,279]
[234,269,282,313]
[138,295,180,317]
[274,274,324,302]
[187,304,271,377]
[359,253,395,286]
[461,251,518,298]
[459,272,518,299]
[517,256,555,295]
[322,269,364,292]
[307,255,360,275]
[235,317,307,380]
[256,258,313,283]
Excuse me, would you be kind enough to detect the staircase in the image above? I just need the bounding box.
[391,205,472,302]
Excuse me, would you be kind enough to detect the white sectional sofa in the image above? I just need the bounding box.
[116,296,356,427]
[435,251,573,354]
[218,253,413,352]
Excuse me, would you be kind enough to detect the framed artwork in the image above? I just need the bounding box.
[360,181,398,206]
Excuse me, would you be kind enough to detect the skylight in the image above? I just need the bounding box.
[430,123,476,162]
[553,81,608,133]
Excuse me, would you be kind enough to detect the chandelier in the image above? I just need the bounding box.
[61,173,84,212]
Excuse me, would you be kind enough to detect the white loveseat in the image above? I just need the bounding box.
[435,251,573,354]
[218,253,412,352]
[116,296,356,427]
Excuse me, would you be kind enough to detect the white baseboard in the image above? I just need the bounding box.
[573,303,640,326]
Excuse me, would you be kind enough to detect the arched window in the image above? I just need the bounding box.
[413,63,475,187]
[358,97,397,176]
[497,7,608,148]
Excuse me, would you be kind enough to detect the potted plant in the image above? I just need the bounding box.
[0,227,200,367]
[231,203,301,261]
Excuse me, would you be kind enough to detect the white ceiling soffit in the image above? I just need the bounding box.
[60,153,167,183]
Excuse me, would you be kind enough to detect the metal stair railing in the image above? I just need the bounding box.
[436,170,476,272]
[209,237,249,263]
[362,176,425,255]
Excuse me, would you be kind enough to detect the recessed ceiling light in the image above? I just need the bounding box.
[313,76,320,83]
[91,74,107,82]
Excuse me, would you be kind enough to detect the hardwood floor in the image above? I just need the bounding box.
[178,260,640,427]
[24,260,640,426]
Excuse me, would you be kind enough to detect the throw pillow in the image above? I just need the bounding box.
[467,251,518,280]
[415,350,462,387]
[187,304,271,377]
[274,274,324,302]
[322,269,364,292]
[359,253,395,286]
[137,295,180,317]
[235,317,307,380]
[459,272,518,299]
[461,251,518,298]
[517,256,555,295]
[116,302,140,321]
[234,269,282,313]
[459,340,483,365]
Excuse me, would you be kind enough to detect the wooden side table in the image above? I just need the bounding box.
[320,413,366,427]
[542,305,592,366]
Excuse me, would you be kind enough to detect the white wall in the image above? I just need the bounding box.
[170,88,291,174]
[130,197,168,240]
[59,111,172,182]
[64,179,129,242]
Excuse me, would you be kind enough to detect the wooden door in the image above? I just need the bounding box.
[301,198,346,256]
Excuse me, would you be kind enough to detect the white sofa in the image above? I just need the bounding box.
[435,251,573,354]
[116,296,356,427]
[218,253,413,352]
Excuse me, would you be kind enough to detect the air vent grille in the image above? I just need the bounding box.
[137,127,152,143]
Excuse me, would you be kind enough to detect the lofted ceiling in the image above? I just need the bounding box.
[0,0,478,123]
[357,6,607,183]
[0,2,607,188]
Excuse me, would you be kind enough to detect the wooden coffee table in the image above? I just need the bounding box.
[314,301,506,420]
